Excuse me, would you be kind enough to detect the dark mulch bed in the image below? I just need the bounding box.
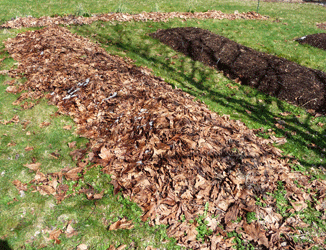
[150,27,326,114]
[296,33,326,50]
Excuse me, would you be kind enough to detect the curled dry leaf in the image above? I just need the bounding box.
[49,229,62,244]
[77,244,88,250]
[63,125,72,130]
[65,223,78,238]
[24,146,34,151]
[24,162,41,171]
[68,141,77,148]
[6,86,18,94]
[12,180,27,191]
[109,217,134,231]
[39,121,51,128]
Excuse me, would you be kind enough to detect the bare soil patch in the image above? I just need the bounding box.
[0,11,267,29]
[150,27,326,114]
[296,33,326,50]
[4,26,326,249]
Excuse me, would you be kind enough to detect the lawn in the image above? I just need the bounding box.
[0,0,326,249]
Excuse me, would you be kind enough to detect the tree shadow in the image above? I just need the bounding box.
[72,22,326,171]
[0,240,12,250]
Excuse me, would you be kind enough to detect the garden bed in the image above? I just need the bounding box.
[150,27,326,114]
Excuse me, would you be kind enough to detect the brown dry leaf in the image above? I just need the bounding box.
[270,135,287,145]
[37,185,56,196]
[63,125,72,130]
[34,171,47,182]
[93,191,104,200]
[6,86,18,94]
[64,167,83,181]
[76,244,88,250]
[99,146,114,161]
[21,101,34,109]
[65,223,78,238]
[26,131,31,135]
[145,246,157,250]
[40,121,51,128]
[109,217,134,230]
[50,151,60,159]
[0,70,9,75]
[24,162,41,171]
[68,141,77,148]
[289,200,308,212]
[317,122,325,127]
[243,221,269,248]
[2,115,20,125]
[49,229,62,244]
[24,146,34,151]
[7,142,16,147]
[12,180,27,191]
[116,245,127,250]
[280,111,292,116]
[224,203,240,224]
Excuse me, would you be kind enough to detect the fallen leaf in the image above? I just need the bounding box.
[49,229,62,244]
[63,125,72,130]
[68,141,77,148]
[109,217,134,230]
[65,223,78,238]
[12,180,27,191]
[25,146,34,151]
[24,162,41,171]
[77,244,88,250]
[6,86,18,94]
[116,245,127,250]
[40,121,51,128]
[243,221,269,248]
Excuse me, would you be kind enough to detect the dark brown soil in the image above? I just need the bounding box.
[296,33,326,50]
[150,27,326,114]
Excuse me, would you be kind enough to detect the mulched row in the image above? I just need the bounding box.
[4,26,326,249]
[150,27,326,114]
[0,11,267,29]
[296,33,326,50]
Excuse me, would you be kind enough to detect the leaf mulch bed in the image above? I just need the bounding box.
[4,26,326,249]
[296,33,326,50]
[0,10,267,29]
[150,27,326,114]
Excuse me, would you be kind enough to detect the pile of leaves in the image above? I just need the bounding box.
[4,26,326,249]
[296,33,326,50]
[150,27,326,114]
[0,10,268,29]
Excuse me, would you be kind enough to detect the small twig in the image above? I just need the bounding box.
[302,98,318,107]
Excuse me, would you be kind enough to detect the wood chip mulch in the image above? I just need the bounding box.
[4,26,326,249]
[150,27,326,114]
[0,10,267,29]
[296,33,326,50]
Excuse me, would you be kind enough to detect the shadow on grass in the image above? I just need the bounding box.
[0,240,11,250]
[72,22,326,171]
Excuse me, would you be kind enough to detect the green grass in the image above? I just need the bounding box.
[1,0,326,249]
